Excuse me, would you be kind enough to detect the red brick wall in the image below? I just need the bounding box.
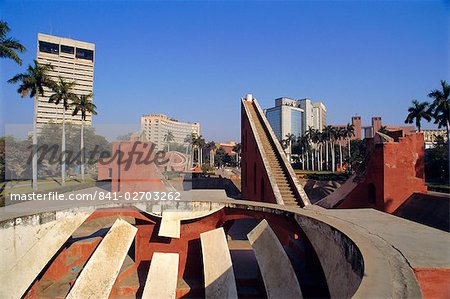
[382,133,427,213]
[98,141,167,193]
[352,116,362,140]
[241,100,278,204]
[97,162,110,180]
[338,133,427,213]
[372,117,382,134]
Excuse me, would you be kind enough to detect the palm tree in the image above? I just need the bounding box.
[329,126,338,172]
[302,135,310,170]
[197,136,206,166]
[322,126,332,171]
[232,143,241,165]
[71,93,97,181]
[428,80,450,155]
[306,127,320,171]
[297,135,308,170]
[337,127,346,172]
[314,131,323,171]
[164,131,175,152]
[285,133,296,162]
[184,133,196,169]
[206,141,217,166]
[0,20,26,65]
[345,123,355,172]
[8,60,55,190]
[48,76,78,185]
[404,99,431,132]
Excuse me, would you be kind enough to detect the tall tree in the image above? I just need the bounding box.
[184,133,197,169]
[0,20,26,65]
[8,60,55,190]
[284,133,296,162]
[337,127,346,172]
[164,131,175,152]
[297,135,309,170]
[404,99,431,132]
[48,76,78,185]
[71,93,97,181]
[198,136,206,166]
[329,126,338,172]
[322,126,332,171]
[345,123,355,172]
[428,80,450,155]
[232,142,241,165]
[206,141,217,166]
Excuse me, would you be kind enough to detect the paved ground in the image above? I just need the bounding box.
[306,206,450,270]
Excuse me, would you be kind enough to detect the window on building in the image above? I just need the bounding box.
[61,45,75,54]
[39,41,59,54]
[76,48,94,61]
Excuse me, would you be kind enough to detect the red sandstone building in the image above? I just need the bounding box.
[333,115,416,141]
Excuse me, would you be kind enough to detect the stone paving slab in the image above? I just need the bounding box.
[319,208,450,269]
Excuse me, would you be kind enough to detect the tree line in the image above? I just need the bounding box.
[282,124,355,172]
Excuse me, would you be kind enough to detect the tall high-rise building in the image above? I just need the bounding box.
[36,33,95,127]
[140,114,200,150]
[265,97,327,141]
[265,98,304,140]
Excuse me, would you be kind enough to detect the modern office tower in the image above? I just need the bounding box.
[265,97,327,141]
[140,114,200,150]
[265,98,304,141]
[36,33,95,127]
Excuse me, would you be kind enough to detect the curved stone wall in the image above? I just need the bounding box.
[0,199,422,298]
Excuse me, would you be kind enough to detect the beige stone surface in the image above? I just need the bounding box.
[66,218,137,299]
[142,252,179,299]
[200,227,238,299]
[247,219,303,299]
[0,211,91,299]
[158,205,225,238]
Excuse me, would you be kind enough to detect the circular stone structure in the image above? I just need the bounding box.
[0,196,432,299]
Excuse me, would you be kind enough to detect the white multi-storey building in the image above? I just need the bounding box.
[265,98,304,141]
[36,33,95,127]
[265,97,327,141]
[140,114,200,150]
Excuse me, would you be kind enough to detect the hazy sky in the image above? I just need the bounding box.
[1,0,449,141]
